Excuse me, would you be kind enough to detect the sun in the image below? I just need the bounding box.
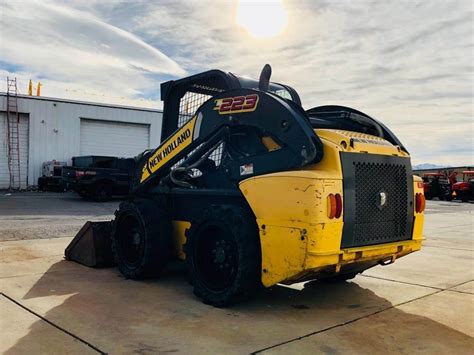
[236,0,288,39]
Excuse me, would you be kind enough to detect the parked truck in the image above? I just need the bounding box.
[62,156,135,201]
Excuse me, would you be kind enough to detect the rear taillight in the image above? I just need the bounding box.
[327,193,343,219]
[335,193,343,218]
[415,193,425,213]
[75,170,85,178]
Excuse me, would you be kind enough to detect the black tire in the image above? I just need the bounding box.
[461,193,469,203]
[94,183,112,202]
[77,190,89,199]
[184,205,261,307]
[321,272,358,283]
[111,199,172,279]
[38,177,46,191]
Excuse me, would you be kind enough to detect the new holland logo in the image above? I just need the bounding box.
[148,129,191,170]
[377,191,388,210]
[140,116,197,183]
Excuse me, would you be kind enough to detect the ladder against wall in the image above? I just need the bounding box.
[6,77,22,190]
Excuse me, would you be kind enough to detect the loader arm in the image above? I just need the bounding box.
[136,88,323,192]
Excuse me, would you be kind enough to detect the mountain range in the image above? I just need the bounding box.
[413,163,451,170]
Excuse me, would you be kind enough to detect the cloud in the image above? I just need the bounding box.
[1,0,472,165]
[0,0,184,107]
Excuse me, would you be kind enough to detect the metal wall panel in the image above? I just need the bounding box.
[0,113,29,189]
[0,94,163,188]
[80,118,150,157]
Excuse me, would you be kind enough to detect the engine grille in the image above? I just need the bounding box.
[341,153,414,248]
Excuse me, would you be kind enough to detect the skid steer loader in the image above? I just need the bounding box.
[66,65,425,306]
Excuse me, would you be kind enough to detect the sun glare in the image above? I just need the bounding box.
[236,0,288,39]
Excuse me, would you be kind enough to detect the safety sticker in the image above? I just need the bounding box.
[240,163,254,176]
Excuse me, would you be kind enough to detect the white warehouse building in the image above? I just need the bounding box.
[0,93,163,189]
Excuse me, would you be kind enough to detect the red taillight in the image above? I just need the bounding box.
[75,170,85,179]
[327,193,343,219]
[415,193,425,213]
[335,193,343,218]
[327,194,336,219]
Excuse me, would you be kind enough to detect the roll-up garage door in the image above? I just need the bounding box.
[80,118,150,157]
[0,112,29,189]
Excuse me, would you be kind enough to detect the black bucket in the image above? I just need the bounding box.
[65,221,115,267]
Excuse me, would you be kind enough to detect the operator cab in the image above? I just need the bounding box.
[234,76,301,104]
[160,65,407,154]
[160,68,302,141]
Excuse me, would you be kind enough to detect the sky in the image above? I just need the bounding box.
[0,0,472,166]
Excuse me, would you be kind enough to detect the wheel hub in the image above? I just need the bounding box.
[194,225,239,291]
[215,247,226,264]
[132,231,141,246]
[118,215,146,267]
[212,240,233,269]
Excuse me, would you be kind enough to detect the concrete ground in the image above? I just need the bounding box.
[0,192,473,354]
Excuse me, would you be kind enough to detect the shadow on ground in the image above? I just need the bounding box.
[6,260,474,354]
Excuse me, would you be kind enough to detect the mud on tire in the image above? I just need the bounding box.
[112,198,172,279]
[184,205,261,307]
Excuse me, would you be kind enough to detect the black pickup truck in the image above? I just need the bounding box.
[62,156,135,201]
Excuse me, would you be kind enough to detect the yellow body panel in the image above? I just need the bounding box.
[239,129,424,286]
[172,220,191,260]
[170,129,425,287]
[412,175,425,241]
